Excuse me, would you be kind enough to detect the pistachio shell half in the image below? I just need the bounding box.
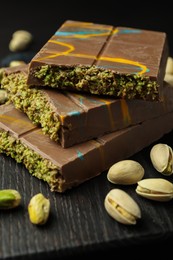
[107,160,144,185]
[150,143,173,175]
[136,178,173,201]
[104,188,141,225]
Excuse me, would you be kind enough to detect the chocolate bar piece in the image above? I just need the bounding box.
[27,20,168,101]
[2,65,173,148]
[0,103,173,192]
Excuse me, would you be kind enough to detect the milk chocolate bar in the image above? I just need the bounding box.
[2,65,173,148]
[27,20,168,101]
[0,103,173,192]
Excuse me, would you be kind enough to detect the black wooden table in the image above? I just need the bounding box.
[1,131,173,260]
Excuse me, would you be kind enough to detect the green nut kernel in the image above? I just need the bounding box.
[0,189,21,209]
[28,193,50,225]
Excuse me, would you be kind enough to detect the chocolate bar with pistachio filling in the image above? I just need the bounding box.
[27,20,168,101]
[0,103,173,192]
[2,65,173,148]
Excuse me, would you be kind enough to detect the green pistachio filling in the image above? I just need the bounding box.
[33,65,159,100]
[0,130,64,192]
[1,72,61,142]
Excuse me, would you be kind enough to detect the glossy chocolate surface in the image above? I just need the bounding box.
[27,20,169,100]
[0,103,173,192]
[2,65,173,148]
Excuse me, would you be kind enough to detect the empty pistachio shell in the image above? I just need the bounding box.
[104,188,141,225]
[150,143,173,175]
[136,178,173,201]
[107,160,144,185]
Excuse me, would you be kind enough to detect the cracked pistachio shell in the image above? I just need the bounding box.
[136,178,173,201]
[150,143,173,175]
[104,188,141,225]
[107,160,144,185]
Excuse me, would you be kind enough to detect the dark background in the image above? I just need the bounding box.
[0,1,173,63]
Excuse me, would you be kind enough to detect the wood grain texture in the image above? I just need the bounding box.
[0,131,173,259]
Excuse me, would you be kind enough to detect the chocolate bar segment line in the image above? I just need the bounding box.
[27,20,168,101]
[2,65,173,148]
[0,103,173,193]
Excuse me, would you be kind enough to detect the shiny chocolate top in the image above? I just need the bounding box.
[27,20,168,101]
[1,103,173,192]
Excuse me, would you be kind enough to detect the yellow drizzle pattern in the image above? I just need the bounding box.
[35,23,148,75]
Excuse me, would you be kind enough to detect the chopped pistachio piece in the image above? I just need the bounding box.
[33,64,158,101]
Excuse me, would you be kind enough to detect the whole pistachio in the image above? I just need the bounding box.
[136,178,173,202]
[107,160,144,185]
[9,30,33,52]
[28,193,50,225]
[104,188,141,225]
[0,189,21,209]
[150,143,173,175]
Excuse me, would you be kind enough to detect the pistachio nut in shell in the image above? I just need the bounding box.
[104,188,141,225]
[150,143,173,175]
[107,160,144,185]
[136,178,173,202]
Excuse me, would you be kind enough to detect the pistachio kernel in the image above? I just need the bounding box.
[0,189,21,209]
[28,193,50,225]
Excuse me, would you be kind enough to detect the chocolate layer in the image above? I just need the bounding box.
[27,20,168,101]
[2,65,173,148]
[0,103,173,192]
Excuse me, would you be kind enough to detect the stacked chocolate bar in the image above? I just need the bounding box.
[0,20,172,192]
